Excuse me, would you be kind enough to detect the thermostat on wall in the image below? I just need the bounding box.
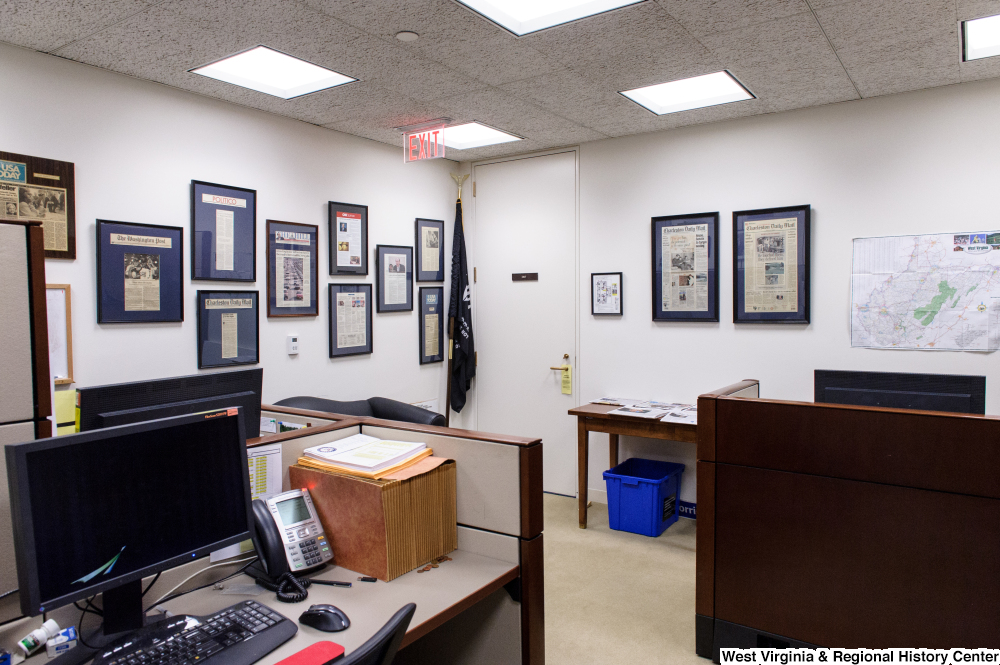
[287,335,299,355]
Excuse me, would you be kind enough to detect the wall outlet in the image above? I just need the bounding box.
[287,335,299,355]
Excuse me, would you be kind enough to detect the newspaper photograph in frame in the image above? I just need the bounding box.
[266,219,318,317]
[415,218,445,282]
[191,180,256,281]
[733,204,810,324]
[375,244,413,312]
[197,290,259,369]
[329,201,368,276]
[0,150,76,259]
[419,286,444,364]
[328,283,373,358]
[592,272,623,316]
[651,212,719,322]
[96,220,183,323]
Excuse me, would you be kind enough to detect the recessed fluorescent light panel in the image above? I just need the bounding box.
[190,46,356,99]
[456,0,643,36]
[964,14,1000,61]
[621,71,754,116]
[442,123,522,150]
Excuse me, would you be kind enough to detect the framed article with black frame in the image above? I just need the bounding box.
[415,218,445,282]
[733,204,811,324]
[328,283,373,358]
[651,212,719,322]
[329,201,368,276]
[191,180,256,282]
[196,290,259,369]
[419,286,444,364]
[591,272,623,316]
[266,220,318,318]
[375,244,413,312]
[96,219,184,324]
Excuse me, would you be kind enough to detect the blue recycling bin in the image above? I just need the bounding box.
[603,458,684,537]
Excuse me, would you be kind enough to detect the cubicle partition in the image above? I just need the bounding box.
[696,390,1000,658]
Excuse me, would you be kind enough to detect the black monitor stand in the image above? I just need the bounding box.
[52,580,190,665]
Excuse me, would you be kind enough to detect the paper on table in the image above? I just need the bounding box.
[590,397,643,406]
[303,433,380,462]
[323,440,426,472]
[660,405,698,425]
[607,406,669,419]
[211,443,283,562]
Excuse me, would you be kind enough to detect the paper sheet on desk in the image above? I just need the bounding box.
[211,443,283,562]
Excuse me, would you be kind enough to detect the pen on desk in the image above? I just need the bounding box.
[310,580,352,588]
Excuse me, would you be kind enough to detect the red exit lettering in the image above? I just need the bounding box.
[405,126,446,162]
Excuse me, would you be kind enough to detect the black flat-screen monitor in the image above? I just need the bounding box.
[814,370,986,414]
[6,409,251,628]
[77,368,263,437]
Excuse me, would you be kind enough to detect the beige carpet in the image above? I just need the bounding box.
[544,494,704,665]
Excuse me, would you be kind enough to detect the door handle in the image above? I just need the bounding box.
[550,353,570,370]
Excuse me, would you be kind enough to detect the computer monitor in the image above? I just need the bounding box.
[77,368,264,437]
[814,370,986,414]
[6,409,252,638]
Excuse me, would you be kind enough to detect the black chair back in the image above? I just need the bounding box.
[340,603,416,665]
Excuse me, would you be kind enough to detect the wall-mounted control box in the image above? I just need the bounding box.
[287,335,299,355]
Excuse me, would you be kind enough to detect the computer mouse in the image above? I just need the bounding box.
[299,604,350,632]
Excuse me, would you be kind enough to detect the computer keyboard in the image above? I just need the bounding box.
[92,600,297,665]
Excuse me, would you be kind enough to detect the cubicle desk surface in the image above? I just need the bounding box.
[164,550,518,659]
[568,403,697,529]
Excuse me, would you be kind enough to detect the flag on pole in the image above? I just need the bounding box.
[448,198,475,413]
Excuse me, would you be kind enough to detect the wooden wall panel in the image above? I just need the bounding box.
[714,463,1000,647]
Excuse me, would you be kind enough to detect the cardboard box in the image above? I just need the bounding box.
[289,459,457,581]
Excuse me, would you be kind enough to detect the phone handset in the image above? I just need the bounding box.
[249,488,333,602]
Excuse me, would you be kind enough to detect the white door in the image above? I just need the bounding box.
[474,151,577,495]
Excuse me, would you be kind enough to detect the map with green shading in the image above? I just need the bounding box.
[852,232,1000,350]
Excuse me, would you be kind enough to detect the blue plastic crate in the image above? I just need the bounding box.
[603,458,685,537]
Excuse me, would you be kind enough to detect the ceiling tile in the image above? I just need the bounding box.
[814,0,961,97]
[303,0,563,87]
[654,0,811,37]
[499,68,650,128]
[521,1,722,92]
[700,11,860,112]
[587,95,769,136]
[957,0,1000,20]
[0,0,155,52]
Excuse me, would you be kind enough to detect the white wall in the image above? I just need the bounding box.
[0,43,458,410]
[578,76,1000,503]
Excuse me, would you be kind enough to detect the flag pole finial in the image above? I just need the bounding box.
[451,173,469,201]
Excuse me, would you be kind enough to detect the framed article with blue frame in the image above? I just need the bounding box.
[328,283,373,358]
[651,212,719,322]
[196,290,259,369]
[419,286,444,364]
[375,244,413,312]
[266,219,318,317]
[96,219,183,323]
[733,204,810,324]
[191,180,256,281]
[415,218,445,282]
[329,201,368,276]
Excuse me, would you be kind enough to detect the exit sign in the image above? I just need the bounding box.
[405,125,446,162]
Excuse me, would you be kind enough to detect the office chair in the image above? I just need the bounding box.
[340,603,416,665]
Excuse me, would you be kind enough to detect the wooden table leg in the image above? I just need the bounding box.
[609,433,619,470]
[578,418,589,529]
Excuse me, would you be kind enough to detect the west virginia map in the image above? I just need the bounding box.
[852,232,1000,351]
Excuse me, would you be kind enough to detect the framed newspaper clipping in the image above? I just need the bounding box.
[733,204,810,324]
[329,201,368,276]
[266,220,318,317]
[419,286,444,364]
[592,272,623,316]
[1,151,76,259]
[97,220,184,323]
[196,290,259,369]
[191,180,256,281]
[415,218,445,282]
[651,212,719,322]
[375,244,413,312]
[328,283,373,358]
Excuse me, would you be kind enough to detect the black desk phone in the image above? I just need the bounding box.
[251,488,333,578]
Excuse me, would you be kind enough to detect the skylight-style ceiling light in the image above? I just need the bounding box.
[456,0,643,36]
[620,71,754,115]
[190,46,356,99]
[442,123,522,150]
[964,14,1000,61]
